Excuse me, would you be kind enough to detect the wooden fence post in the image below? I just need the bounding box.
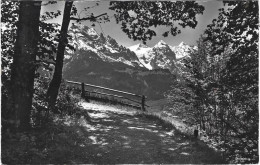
[81,82,85,98]
[81,82,90,102]
[141,95,145,111]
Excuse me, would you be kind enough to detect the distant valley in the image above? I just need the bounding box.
[63,24,196,100]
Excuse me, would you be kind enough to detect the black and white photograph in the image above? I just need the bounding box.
[1,0,258,164]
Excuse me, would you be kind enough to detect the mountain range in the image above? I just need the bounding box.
[63,24,197,100]
[128,40,197,72]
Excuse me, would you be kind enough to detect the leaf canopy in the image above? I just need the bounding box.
[109,1,204,44]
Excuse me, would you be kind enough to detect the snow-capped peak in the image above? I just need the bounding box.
[170,41,197,59]
[179,41,187,47]
[66,24,145,68]
[158,40,167,45]
[128,43,150,52]
[155,40,167,47]
[128,44,139,51]
[138,43,149,48]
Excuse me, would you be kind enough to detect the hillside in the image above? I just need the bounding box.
[63,24,195,100]
[63,24,179,100]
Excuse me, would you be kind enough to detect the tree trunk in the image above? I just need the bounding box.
[46,1,73,109]
[11,1,42,130]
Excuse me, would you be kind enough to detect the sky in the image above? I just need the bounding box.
[42,1,224,48]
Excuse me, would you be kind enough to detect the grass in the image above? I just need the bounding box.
[143,99,228,158]
[136,112,192,135]
[145,99,193,135]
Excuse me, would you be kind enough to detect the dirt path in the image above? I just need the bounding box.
[66,101,224,164]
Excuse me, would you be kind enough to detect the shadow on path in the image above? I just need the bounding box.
[71,102,225,164]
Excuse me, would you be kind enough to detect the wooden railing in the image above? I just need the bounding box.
[66,80,148,111]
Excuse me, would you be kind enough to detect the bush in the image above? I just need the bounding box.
[31,77,82,127]
[56,80,81,116]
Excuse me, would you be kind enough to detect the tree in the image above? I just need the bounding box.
[1,1,62,128]
[182,36,214,130]
[10,1,42,130]
[109,1,205,44]
[46,1,74,110]
[167,4,258,158]
[180,1,258,163]
[164,76,196,125]
[46,2,108,109]
[210,2,258,163]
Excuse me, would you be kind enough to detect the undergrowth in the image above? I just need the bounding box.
[138,106,228,162]
[137,111,192,135]
[1,77,92,164]
[2,114,92,164]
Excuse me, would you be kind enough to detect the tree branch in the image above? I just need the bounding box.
[219,116,258,147]
[70,13,107,21]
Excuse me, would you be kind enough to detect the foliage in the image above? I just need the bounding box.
[166,1,258,163]
[31,76,83,127]
[37,17,60,71]
[109,1,204,43]
[1,1,61,128]
[55,80,82,116]
[70,2,109,24]
[164,77,196,125]
[1,1,61,81]
[204,2,258,163]
[1,1,18,83]
[31,76,50,127]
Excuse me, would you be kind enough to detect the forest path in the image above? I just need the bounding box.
[67,101,224,164]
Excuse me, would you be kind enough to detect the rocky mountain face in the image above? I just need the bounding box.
[128,40,197,73]
[63,24,195,100]
[65,24,143,68]
[170,42,198,59]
